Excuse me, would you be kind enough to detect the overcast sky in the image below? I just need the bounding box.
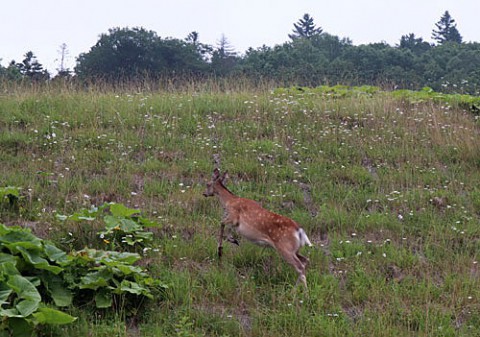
[1,0,479,73]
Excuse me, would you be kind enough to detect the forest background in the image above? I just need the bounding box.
[1,11,478,94]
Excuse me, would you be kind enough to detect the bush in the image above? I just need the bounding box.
[0,204,165,335]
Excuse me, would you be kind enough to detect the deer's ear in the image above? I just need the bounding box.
[213,168,220,179]
[221,171,229,184]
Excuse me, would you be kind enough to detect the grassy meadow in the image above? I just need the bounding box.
[1,83,480,336]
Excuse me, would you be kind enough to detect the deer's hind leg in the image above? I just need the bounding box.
[296,252,309,268]
[277,247,307,289]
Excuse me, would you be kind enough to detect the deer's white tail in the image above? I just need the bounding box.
[297,228,313,247]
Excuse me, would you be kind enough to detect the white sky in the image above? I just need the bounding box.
[1,0,479,73]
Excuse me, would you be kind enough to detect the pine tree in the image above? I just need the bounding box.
[56,43,72,77]
[398,33,431,54]
[432,11,463,44]
[216,34,236,58]
[211,34,238,76]
[16,51,50,81]
[289,14,323,40]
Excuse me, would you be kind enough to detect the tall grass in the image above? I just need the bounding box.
[1,82,479,336]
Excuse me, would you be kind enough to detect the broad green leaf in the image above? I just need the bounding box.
[123,235,137,245]
[0,186,20,198]
[0,230,42,252]
[66,207,99,221]
[0,288,12,305]
[6,317,33,337]
[134,231,153,241]
[0,307,23,318]
[109,203,140,217]
[142,276,168,289]
[138,216,160,228]
[78,248,141,265]
[43,243,69,265]
[0,223,11,235]
[102,215,120,232]
[2,241,42,255]
[102,251,141,264]
[32,307,76,325]
[0,226,40,243]
[79,269,111,290]
[94,288,112,308]
[69,249,96,263]
[71,215,96,221]
[122,231,153,246]
[111,264,144,276]
[119,218,143,232]
[0,261,20,276]
[7,275,41,317]
[119,280,152,298]
[17,247,63,274]
[16,299,39,318]
[0,252,18,265]
[103,216,142,233]
[25,276,41,287]
[41,274,72,307]
[136,231,153,239]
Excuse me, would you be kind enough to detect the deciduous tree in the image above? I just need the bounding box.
[185,31,213,60]
[75,27,207,80]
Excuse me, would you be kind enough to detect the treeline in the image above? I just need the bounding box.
[1,11,479,94]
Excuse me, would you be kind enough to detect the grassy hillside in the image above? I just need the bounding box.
[1,85,480,336]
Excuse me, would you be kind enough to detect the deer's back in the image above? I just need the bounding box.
[227,197,300,247]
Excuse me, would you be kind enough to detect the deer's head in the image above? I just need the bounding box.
[203,168,228,197]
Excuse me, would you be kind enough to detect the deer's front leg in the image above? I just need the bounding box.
[218,223,225,259]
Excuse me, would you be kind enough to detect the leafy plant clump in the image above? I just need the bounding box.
[65,248,163,308]
[57,202,156,253]
[0,223,75,335]
[0,186,22,213]
[273,85,480,113]
[0,204,165,336]
[392,86,480,112]
[273,84,381,98]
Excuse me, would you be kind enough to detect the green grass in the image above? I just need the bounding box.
[1,85,480,336]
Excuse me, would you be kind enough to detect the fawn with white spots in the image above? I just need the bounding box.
[203,168,313,288]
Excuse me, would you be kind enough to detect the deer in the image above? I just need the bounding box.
[203,168,313,289]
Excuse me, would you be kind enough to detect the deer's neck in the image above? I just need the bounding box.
[215,184,237,208]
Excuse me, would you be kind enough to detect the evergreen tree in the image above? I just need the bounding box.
[215,34,236,58]
[211,34,238,76]
[56,43,72,78]
[289,14,323,40]
[185,31,212,60]
[432,11,463,44]
[15,51,50,81]
[398,33,431,54]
